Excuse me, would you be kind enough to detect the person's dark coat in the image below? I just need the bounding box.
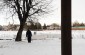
[26,29,32,43]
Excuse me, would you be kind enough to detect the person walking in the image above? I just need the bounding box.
[26,29,32,43]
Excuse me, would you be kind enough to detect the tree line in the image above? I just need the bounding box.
[0,22,60,31]
[72,21,85,27]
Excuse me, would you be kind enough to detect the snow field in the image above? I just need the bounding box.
[0,38,61,55]
[0,30,85,55]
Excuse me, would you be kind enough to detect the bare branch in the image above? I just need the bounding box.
[4,11,16,19]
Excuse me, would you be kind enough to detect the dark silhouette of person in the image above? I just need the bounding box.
[26,29,32,43]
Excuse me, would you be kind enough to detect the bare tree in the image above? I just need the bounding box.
[2,0,52,41]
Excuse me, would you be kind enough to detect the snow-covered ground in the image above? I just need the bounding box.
[0,30,85,55]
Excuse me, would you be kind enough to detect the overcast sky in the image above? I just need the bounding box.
[72,0,85,23]
[0,0,85,25]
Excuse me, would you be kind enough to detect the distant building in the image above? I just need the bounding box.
[72,26,85,30]
[2,23,20,31]
[47,25,60,30]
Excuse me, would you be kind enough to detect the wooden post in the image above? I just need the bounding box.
[61,0,72,55]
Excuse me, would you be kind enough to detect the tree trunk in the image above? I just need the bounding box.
[15,22,25,41]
